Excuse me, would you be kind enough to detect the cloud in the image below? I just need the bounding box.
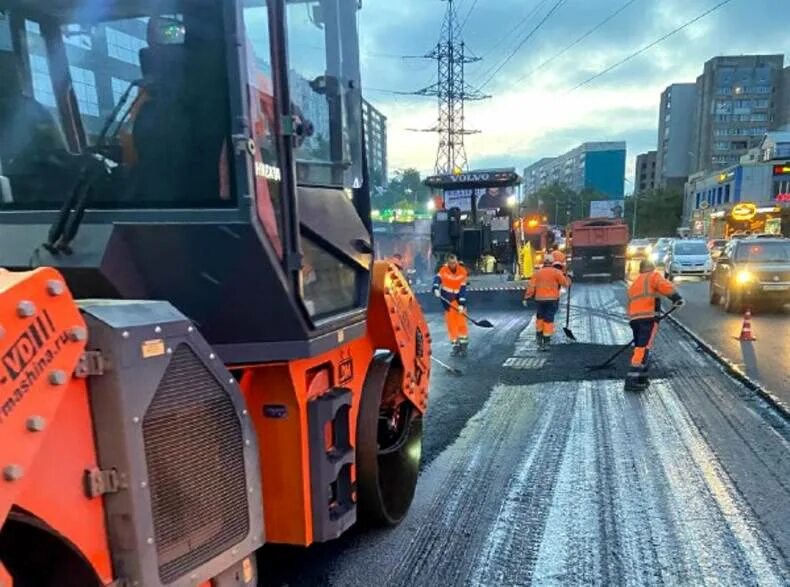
[359,0,789,179]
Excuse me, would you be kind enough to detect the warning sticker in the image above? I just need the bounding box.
[141,339,165,359]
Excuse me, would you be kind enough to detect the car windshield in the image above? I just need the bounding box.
[674,242,708,255]
[735,242,790,263]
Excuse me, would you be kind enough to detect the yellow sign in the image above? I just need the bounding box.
[141,339,166,359]
[730,203,756,222]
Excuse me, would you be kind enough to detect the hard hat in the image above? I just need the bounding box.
[542,257,553,266]
[639,259,656,273]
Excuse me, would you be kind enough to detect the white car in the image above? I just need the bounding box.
[664,240,713,281]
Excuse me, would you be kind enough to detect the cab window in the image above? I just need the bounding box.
[286,0,362,189]
[0,0,242,210]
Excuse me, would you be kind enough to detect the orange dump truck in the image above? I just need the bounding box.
[568,218,630,281]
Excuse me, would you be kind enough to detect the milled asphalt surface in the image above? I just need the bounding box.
[261,283,790,586]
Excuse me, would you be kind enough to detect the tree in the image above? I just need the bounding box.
[624,189,684,237]
[527,183,577,224]
[372,167,430,211]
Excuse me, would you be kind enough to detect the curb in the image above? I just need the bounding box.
[667,314,790,419]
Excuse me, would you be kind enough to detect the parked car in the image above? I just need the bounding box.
[708,238,728,259]
[664,239,712,281]
[626,239,652,259]
[709,237,790,312]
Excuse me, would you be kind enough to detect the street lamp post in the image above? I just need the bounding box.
[624,177,636,236]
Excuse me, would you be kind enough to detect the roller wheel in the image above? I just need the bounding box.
[357,355,422,527]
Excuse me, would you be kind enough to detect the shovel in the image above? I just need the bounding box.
[586,305,680,371]
[431,355,463,376]
[439,295,495,329]
[562,282,577,341]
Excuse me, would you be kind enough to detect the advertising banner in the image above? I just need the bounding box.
[590,199,625,219]
[444,186,514,211]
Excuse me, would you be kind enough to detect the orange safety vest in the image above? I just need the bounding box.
[435,264,468,302]
[627,271,676,320]
[526,266,570,301]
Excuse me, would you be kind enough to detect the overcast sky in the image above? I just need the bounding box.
[357,0,790,189]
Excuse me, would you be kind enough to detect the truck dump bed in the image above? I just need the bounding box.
[569,218,629,280]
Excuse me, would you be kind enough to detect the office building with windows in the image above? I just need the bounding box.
[523,141,626,199]
[634,151,657,194]
[780,66,790,129]
[362,99,387,189]
[683,131,790,222]
[690,54,785,174]
[656,83,696,190]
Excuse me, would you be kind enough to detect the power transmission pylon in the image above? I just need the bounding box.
[411,0,489,174]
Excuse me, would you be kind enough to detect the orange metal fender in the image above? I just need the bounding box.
[240,337,375,546]
[0,268,113,583]
[366,261,431,414]
[239,261,431,547]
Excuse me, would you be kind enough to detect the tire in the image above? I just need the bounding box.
[709,282,721,305]
[723,286,741,314]
[357,354,422,527]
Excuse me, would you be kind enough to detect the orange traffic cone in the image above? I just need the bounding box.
[735,307,757,341]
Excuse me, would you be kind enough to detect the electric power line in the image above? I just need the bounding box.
[474,0,549,64]
[514,0,641,84]
[566,0,737,94]
[458,0,480,33]
[477,0,570,90]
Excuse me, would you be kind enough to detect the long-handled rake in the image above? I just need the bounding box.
[586,305,680,371]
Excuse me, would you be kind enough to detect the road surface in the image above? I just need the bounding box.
[674,278,789,404]
[262,283,790,586]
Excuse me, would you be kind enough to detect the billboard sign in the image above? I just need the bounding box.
[590,199,625,219]
[443,186,514,211]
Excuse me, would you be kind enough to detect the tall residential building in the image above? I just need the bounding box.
[362,99,388,189]
[634,151,657,193]
[523,141,626,199]
[656,83,696,190]
[779,66,790,129]
[690,54,785,174]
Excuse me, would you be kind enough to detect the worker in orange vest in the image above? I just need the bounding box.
[433,254,469,356]
[550,244,566,272]
[523,257,571,350]
[626,259,685,391]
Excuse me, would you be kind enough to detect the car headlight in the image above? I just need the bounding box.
[735,270,753,285]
